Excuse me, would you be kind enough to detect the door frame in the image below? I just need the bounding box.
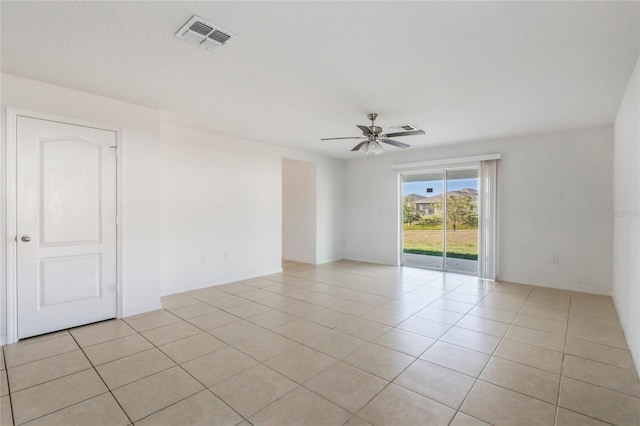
[399,166,480,273]
[5,107,123,344]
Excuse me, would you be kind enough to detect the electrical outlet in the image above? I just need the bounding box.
[200,254,206,264]
[552,256,560,264]
[224,251,229,261]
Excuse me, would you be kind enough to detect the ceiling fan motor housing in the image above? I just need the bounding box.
[320,112,421,153]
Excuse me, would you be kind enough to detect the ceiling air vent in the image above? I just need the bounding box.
[390,124,418,132]
[175,16,235,51]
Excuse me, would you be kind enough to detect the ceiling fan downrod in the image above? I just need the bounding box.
[367,113,382,135]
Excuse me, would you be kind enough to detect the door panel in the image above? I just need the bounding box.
[445,169,479,274]
[39,254,102,306]
[402,172,445,270]
[17,116,117,339]
[41,138,102,245]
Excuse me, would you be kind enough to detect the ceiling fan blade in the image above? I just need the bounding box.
[321,136,365,141]
[351,141,367,151]
[357,125,373,135]
[384,129,426,138]
[380,138,410,148]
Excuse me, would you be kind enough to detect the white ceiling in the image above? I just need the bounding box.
[2,1,638,159]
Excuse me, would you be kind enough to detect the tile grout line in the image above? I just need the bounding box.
[437,279,510,426]
[15,391,115,426]
[452,285,535,424]
[4,345,121,423]
[2,337,78,370]
[425,307,631,421]
[299,277,495,424]
[5,365,95,395]
[7,336,130,426]
[304,268,633,422]
[554,294,573,426]
[195,322,381,425]
[133,318,253,425]
[332,275,493,418]
[66,331,135,426]
[2,331,71,348]
[562,372,640,400]
[6,263,636,425]
[556,407,617,426]
[552,298,627,426]
[229,319,395,424]
[440,309,636,375]
[263,268,448,307]
[208,276,469,422]
[2,346,17,426]
[64,319,252,425]
[448,285,634,425]
[334,281,478,422]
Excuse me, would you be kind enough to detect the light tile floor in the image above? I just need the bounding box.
[2,260,639,425]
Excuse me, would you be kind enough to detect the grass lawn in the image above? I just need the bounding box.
[403,229,478,260]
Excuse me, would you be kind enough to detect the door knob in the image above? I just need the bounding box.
[21,235,31,242]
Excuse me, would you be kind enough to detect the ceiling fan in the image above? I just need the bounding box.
[321,113,425,155]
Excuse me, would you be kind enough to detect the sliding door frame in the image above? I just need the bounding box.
[400,166,479,274]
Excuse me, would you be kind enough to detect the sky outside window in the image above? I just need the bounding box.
[403,178,478,197]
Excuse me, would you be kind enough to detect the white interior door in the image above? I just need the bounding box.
[17,116,117,339]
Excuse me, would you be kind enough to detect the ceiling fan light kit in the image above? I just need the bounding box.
[321,113,425,155]
[359,140,384,155]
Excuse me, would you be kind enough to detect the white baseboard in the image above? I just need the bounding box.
[628,338,640,381]
[496,277,612,296]
[121,301,163,319]
[282,255,316,264]
[611,291,640,380]
[283,257,345,265]
[315,256,345,265]
[343,255,398,266]
[160,267,285,297]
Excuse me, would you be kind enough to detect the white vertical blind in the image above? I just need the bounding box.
[478,159,498,280]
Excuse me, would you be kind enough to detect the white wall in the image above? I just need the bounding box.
[159,122,345,296]
[315,157,346,264]
[612,56,640,372]
[159,123,285,295]
[284,150,344,264]
[282,159,317,264]
[1,74,346,342]
[1,74,165,341]
[345,126,614,294]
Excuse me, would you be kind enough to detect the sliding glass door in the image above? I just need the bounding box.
[402,172,445,270]
[444,169,479,274]
[402,168,479,274]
